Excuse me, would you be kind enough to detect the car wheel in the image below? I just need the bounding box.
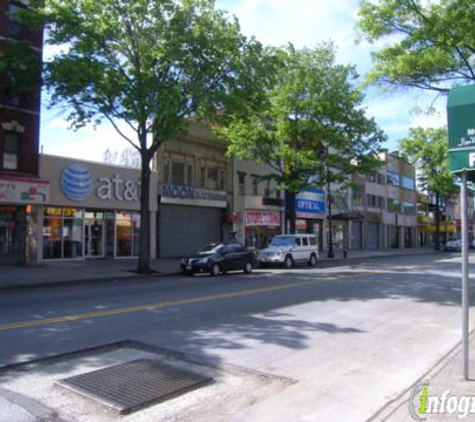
[244,261,253,273]
[308,254,317,267]
[284,255,294,269]
[211,263,220,277]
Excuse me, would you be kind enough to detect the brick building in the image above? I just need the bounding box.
[0,0,49,264]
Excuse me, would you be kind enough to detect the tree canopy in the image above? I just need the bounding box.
[357,0,475,93]
[400,127,458,197]
[217,43,386,234]
[400,126,459,249]
[35,0,269,272]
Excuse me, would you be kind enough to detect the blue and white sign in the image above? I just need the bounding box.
[61,163,93,202]
[286,188,326,218]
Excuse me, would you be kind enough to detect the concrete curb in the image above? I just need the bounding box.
[0,250,442,292]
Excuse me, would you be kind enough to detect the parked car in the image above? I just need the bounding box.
[443,239,462,252]
[258,234,319,268]
[180,243,254,276]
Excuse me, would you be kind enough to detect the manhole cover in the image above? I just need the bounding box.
[56,359,212,414]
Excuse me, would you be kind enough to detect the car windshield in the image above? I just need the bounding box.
[198,243,223,254]
[270,236,294,246]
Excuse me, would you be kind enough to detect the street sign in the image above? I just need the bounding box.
[447,84,475,381]
[448,84,475,180]
[428,204,439,212]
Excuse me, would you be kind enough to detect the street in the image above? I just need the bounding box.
[0,253,473,421]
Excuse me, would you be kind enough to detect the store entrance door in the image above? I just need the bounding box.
[84,218,104,258]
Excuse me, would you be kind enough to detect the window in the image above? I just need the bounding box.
[403,201,416,214]
[252,175,259,196]
[3,131,20,170]
[309,237,317,246]
[387,198,401,213]
[164,160,193,186]
[219,169,226,191]
[8,3,26,39]
[352,186,363,206]
[264,180,271,198]
[367,194,383,209]
[238,172,246,195]
[387,170,400,187]
[163,161,171,184]
[200,167,206,188]
[186,163,193,187]
[207,167,219,190]
[171,161,185,185]
[294,238,301,246]
[402,176,415,190]
[4,72,21,107]
[302,237,309,246]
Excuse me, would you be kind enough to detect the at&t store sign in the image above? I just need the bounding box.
[61,163,140,203]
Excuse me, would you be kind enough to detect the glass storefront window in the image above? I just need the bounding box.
[116,211,141,257]
[0,205,25,255]
[63,218,83,258]
[133,213,140,257]
[116,212,133,257]
[43,216,63,259]
[42,207,141,260]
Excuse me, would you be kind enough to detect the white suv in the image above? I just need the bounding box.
[258,234,319,268]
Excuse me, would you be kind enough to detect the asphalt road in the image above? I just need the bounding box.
[0,253,473,421]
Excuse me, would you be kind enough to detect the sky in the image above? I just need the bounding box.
[39,0,446,163]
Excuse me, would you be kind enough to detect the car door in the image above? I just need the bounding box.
[222,245,239,271]
[301,236,310,260]
[293,237,303,261]
[234,244,248,269]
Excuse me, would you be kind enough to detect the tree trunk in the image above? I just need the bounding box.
[327,183,334,258]
[435,193,440,251]
[287,190,296,234]
[137,154,152,273]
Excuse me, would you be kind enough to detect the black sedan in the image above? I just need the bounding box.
[180,243,254,276]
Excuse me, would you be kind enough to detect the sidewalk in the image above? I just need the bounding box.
[0,248,437,290]
[372,329,475,421]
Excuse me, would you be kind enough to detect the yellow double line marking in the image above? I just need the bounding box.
[0,277,335,333]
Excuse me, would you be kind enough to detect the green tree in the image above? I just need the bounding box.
[357,0,475,92]
[217,44,385,257]
[36,0,268,272]
[400,127,459,250]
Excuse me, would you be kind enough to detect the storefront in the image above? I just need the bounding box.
[39,155,157,261]
[159,184,229,258]
[244,210,281,249]
[0,175,50,264]
[288,188,326,251]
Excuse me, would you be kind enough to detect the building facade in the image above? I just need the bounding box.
[0,0,47,264]
[346,151,418,251]
[154,123,232,258]
[35,154,158,262]
[231,159,284,249]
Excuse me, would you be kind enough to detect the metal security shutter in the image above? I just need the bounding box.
[159,205,222,258]
[352,222,362,250]
[368,223,379,250]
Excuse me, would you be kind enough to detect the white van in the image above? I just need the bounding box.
[258,234,319,268]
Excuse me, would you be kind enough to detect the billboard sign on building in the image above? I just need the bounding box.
[286,188,326,219]
[0,175,50,204]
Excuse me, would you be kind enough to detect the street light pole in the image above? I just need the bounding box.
[461,170,469,380]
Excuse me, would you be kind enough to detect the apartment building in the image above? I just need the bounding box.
[0,0,48,264]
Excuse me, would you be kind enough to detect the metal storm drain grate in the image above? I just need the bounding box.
[56,359,212,414]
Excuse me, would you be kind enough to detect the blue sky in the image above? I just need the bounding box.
[39,0,446,162]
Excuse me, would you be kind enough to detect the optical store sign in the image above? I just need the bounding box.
[61,163,140,203]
